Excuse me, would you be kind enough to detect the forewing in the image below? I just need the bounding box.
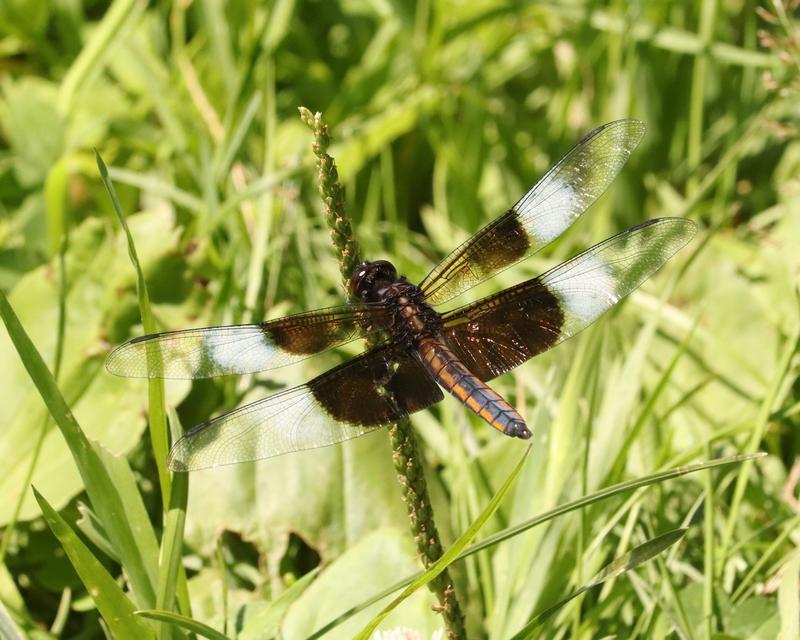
[105,303,389,379]
[442,218,696,381]
[420,120,647,305]
[167,345,444,470]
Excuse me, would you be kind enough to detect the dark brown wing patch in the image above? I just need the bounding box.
[167,345,445,470]
[267,306,383,355]
[310,346,444,425]
[419,120,647,305]
[106,304,388,379]
[442,281,564,381]
[441,217,697,381]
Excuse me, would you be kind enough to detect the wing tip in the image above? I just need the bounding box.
[581,118,647,146]
[167,439,191,472]
[104,345,130,377]
[104,347,151,378]
[638,217,698,242]
[167,459,189,473]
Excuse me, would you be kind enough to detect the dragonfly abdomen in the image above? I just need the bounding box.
[417,336,532,439]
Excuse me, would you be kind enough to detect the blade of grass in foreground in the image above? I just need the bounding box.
[97,152,192,637]
[308,452,764,638]
[33,488,155,639]
[509,528,688,639]
[106,167,206,213]
[155,409,191,628]
[0,600,24,640]
[0,290,158,610]
[719,329,798,571]
[96,151,170,506]
[353,446,531,640]
[778,551,800,640]
[135,610,231,640]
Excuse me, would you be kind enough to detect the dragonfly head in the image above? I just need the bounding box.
[349,260,398,302]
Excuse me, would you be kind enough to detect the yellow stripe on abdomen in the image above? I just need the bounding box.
[417,336,531,439]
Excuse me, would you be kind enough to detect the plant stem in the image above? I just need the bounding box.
[299,107,466,638]
[298,107,361,287]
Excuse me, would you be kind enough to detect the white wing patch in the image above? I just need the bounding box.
[202,328,278,373]
[519,176,579,244]
[547,254,620,337]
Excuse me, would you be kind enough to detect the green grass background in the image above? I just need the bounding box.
[1,0,799,638]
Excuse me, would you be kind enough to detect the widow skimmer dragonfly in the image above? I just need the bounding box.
[107,119,695,471]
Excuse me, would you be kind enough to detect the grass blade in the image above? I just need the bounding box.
[459,453,763,560]
[0,289,158,609]
[779,552,800,640]
[106,167,206,213]
[98,153,189,636]
[309,452,763,637]
[33,488,155,639]
[96,151,170,506]
[353,445,531,640]
[135,610,231,640]
[0,600,24,640]
[58,0,145,113]
[93,444,160,572]
[155,409,191,634]
[719,330,798,569]
[214,90,262,180]
[510,528,688,638]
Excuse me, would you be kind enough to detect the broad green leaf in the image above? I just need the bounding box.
[184,566,254,636]
[238,568,319,640]
[725,596,779,640]
[0,0,49,39]
[33,488,155,639]
[0,78,64,187]
[284,530,441,640]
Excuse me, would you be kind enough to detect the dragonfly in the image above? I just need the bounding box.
[107,119,696,471]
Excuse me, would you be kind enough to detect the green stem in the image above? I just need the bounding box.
[299,107,466,638]
[298,108,361,286]
[687,0,718,196]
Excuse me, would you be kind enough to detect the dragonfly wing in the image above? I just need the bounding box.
[167,344,444,470]
[106,303,389,379]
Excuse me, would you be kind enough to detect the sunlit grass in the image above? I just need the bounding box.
[1,1,798,638]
